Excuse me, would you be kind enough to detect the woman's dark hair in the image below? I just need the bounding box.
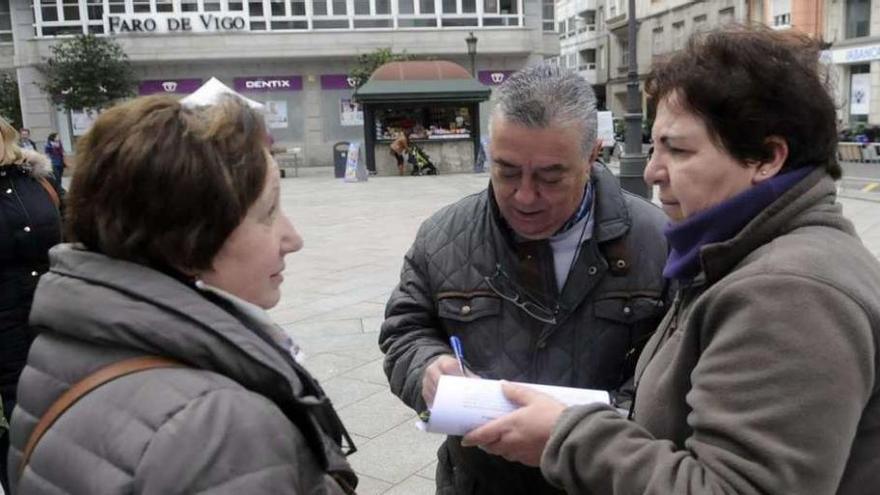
[47,132,58,142]
[66,95,270,271]
[646,24,840,179]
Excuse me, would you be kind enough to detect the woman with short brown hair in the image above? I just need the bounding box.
[7,95,358,494]
[461,25,880,495]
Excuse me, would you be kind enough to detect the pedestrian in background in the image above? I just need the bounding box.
[379,64,669,495]
[0,116,61,494]
[390,128,409,176]
[7,96,358,494]
[42,132,66,188]
[16,129,36,152]
[463,25,880,495]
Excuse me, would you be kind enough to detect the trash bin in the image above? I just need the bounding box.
[333,142,350,178]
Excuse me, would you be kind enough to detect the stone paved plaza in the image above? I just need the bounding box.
[269,169,880,494]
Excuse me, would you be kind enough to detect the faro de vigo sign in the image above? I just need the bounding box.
[105,13,249,34]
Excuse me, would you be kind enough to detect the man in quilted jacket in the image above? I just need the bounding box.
[379,64,670,495]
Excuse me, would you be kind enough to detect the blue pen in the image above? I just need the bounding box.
[449,335,467,376]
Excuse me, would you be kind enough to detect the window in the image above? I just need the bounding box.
[672,21,684,51]
[692,14,706,32]
[845,0,870,39]
[248,0,264,16]
[652,27,664,55]
[579,48,596,70]
[86,0,103,19]
[62,0,80,19]
[719,7,734,25]
[582,9,595,29]
[620,39,628,67]
[290,0,306,15]
[40,0,58,22]
[271,0,285,16]
[542,0,554,32]
[772,0,790,28]
[0,0,12,42]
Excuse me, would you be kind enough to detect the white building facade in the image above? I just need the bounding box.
[553,0,608,109]
[0,0,558,166]
[823,0,880,128]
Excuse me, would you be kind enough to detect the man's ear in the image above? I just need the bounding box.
[589,140,602,164]
[752,136,789,184]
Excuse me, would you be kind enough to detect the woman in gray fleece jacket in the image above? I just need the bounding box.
[7,95,357,494]
[460,26,880,494]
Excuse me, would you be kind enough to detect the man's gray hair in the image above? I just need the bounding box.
[490,64,598,157]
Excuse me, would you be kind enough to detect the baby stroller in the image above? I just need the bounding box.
[407,143,438,176]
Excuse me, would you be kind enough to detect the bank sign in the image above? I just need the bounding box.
[828,42,880,64]
[105,13,249,34]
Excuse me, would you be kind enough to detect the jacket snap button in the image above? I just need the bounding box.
[616,259,627,269]
[5,188,10,194]
[623,306,632,315]
[31,271,38,277]
[587,266,598,275]
[460,305,471,315]
[537,341,546,349]
[23,226,31,232]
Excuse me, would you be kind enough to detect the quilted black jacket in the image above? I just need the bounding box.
[379,163,670,495]
[0,151,61,401]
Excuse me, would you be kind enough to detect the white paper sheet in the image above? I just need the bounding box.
[420,375,610,436]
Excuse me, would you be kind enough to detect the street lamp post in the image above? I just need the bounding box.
[466,32,478,77]
[618,0,650,199]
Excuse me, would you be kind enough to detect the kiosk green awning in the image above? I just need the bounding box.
[354,61,491,104]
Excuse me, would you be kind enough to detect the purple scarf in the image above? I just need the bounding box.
[663,166,815,281]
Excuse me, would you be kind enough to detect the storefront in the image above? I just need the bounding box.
[824,41,880,128]
[354,60,490,175]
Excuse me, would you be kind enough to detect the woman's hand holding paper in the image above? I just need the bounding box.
[460,381,566,467]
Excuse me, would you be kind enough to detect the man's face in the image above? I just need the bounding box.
[490,116,596,239]
[20,129,29,139]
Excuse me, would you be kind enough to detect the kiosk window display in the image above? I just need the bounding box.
[375,105,472,141]
[354,60,490,175]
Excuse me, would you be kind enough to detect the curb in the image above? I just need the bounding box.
[838,187,880,203]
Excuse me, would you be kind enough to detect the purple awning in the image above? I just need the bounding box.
[234,76,303,92]
[138,78,203,95]
[321,74,358,90]
[478,70,516,86]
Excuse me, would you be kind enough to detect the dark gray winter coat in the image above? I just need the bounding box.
[379,164,669,494]
[7,245,356,494]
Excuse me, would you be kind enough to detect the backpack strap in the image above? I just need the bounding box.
[19,356,185,476]
[36,177,60,211]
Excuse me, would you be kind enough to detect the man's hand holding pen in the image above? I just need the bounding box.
[421,336,476,408]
